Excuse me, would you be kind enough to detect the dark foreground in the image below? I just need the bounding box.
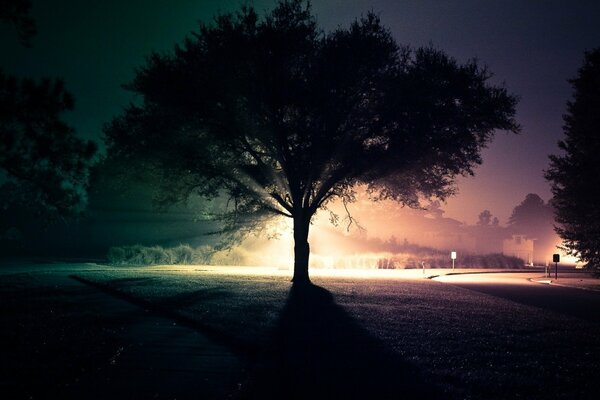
[0,268,242,399]
[1,263,599,399]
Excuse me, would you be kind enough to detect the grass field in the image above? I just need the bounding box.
[70,266,600,399]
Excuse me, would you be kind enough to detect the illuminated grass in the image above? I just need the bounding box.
[77,267,600,399]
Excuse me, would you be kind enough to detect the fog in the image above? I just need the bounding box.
[6,178,564,267]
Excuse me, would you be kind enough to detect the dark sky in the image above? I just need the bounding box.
[2,0,599,224]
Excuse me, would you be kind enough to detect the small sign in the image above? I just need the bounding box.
[451,251,457,260]
[552,254,560,263]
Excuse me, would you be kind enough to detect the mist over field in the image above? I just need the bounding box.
[2,175,562,268]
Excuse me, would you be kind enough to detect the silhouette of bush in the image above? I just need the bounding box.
[107,244,225,266]
[191,245,215,264]
[108,244,204,265]
[106,246,126,264]
[375,252,524,269]
[171,244,194,264]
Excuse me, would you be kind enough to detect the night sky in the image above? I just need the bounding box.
[2,0,599,224]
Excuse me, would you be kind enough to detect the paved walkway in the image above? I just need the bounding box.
[434,271,600,324]
[81,285,243,399]
[530,272,600,291]
[17,269,245,399]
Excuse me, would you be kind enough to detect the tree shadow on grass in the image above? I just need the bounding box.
[242,283,441,400]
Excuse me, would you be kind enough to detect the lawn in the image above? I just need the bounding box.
[73,266,600,399]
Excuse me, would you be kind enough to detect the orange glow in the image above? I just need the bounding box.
[210,188,567,270]
[153,264,433,280]
[433,273,536,285]
[558,253,580,265]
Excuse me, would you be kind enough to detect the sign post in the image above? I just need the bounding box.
[451,251,457,270]
[552,254,560,279]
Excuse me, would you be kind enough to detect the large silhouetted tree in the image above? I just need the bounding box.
[105,0,518,283]
[0,0,97,223]
[507,193,553,236]
[546,49,600,274]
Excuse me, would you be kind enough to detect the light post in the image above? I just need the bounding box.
[451,251,457,270]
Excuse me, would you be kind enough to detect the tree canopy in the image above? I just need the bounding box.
[477,210,495,226]
[0,0,97,232]
[105,0,518,283]
[0,0,35,46]
[507,193,553,235]
[546,48,600,274]
[0,72,97,217]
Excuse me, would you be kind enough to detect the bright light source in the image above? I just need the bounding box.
[152,264,436,280]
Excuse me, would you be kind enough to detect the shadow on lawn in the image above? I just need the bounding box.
[242,283,441,400]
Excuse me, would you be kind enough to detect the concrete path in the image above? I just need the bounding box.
[71,276,244,399]
[434,272,600,324]
[1,265,244,399]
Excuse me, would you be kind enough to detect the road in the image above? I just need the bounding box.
[434,272,600,324]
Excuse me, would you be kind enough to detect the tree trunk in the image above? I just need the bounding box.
[292,212,311,285]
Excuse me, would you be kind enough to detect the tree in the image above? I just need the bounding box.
[507,193,557,262]
[0,0,36,46]
[0,0,97,224]
[477,210,493,226]
[507,193,553,236]
[105,0,518,284]
[0,72,97,217]
[546,48,600,274]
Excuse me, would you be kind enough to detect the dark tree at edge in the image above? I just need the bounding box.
[546,48,600,274]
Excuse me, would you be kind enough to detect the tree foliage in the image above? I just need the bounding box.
[0,72,97,216]
[546,48,600,273]
[477,210,493,226]
[0,0,97,224]
[105,0,518,282]
[0,0,36,46]
[507,193,553,235]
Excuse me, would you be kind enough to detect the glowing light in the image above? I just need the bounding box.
[433,272,543,285]
[559,253,580,265]
[147,264,437,280]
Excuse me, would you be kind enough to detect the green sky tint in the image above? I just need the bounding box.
[1,0,277,146]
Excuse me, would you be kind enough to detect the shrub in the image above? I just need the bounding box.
[192,245,216,264]
[107,243,220,266]
[374,252,525,269]
[210,248,248,265]
[107,244,172,266]
[171,244,194,264]
[107,246,127,265]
